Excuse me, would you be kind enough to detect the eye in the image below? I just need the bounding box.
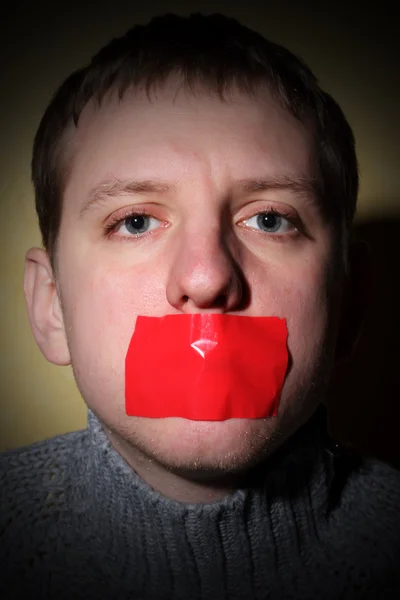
[241,211,294,234]
[123,214,160,235]
[108,213,163,237]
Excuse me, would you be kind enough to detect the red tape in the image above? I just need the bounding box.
[125,314,288,420]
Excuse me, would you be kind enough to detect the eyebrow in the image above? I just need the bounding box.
[236,174,319,199]
[80,178,174,217]
[80,174,320,217]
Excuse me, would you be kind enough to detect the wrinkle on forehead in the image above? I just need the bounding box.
[60,80,319,224]
[56,74,317,200]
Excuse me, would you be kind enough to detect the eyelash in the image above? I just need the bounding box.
[245,207,293,225]
[104,209,156,236]
[104,206,298,238]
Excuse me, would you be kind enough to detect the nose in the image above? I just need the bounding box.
[166,226,245,313]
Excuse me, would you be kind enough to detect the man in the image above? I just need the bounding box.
[1,12,399,600]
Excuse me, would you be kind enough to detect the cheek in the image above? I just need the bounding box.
[60,261,168,391]
[279,269,334,409]
[253,258,331,376]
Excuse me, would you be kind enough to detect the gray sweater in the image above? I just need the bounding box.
[1,406,399,600]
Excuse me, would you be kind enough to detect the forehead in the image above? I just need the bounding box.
[63,82,317,206]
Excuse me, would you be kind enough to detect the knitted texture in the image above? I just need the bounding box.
[1,408,400,599]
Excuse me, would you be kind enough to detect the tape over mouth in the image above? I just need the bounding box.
[125,314,289,420]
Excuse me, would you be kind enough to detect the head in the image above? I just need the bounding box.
[24,14,366,483]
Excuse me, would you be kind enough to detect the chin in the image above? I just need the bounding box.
[122,415,286,474]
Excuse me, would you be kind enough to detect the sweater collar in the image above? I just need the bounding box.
[82,406,335,596]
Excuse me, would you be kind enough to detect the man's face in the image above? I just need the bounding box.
[55,83,339,474]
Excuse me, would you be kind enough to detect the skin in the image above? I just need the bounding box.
[24,82,353,504]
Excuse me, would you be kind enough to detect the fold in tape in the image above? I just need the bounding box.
[125,314,288,420]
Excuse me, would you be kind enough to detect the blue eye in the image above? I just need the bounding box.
[242,211,293,234]
[257,213,282,232]
[117,214,162,236]
[125,215,151,234]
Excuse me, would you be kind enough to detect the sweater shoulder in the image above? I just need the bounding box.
[335,452,400,509]
[0,428,88,536]
[0,427,88,480]
[327,449,400,557]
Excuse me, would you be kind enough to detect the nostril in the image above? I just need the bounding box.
[181,294,226,308]
[215,294,226,307]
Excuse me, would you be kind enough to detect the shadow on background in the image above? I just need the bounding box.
[328,216,400,469]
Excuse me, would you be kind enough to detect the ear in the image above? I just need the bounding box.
[24,247,71,366]
[334,239,374,365]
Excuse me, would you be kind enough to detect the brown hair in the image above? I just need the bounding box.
[32,13,358,268]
